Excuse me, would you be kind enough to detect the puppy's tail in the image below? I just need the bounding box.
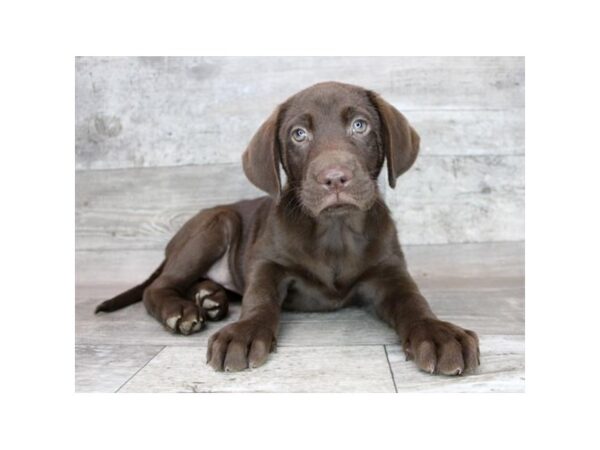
[94,261,165,314]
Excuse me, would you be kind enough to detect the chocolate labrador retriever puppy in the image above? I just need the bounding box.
[96,81,480,375]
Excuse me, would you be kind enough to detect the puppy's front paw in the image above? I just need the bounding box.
[403,319,480,375]
[206,320,276,372]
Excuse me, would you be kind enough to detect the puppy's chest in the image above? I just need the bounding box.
[282,241,367,311]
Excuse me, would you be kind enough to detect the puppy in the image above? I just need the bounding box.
[96,81,480,375]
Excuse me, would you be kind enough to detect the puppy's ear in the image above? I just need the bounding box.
[368,92,420,188]
[242,107,282,199]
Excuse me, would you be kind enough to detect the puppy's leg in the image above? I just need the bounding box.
[143,208,240,335]
[363,259,480,376]
[207,261,285,372]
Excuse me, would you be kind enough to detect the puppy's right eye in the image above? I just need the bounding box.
[291,127,308,143]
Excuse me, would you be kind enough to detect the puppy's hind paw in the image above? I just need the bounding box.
[195,289,228,321]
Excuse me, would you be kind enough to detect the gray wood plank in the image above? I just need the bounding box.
[388,57,524,110]
[76,156,523,250]
[75,164,262,251]
[75,344,164,393]
[408,109,524,156]
[387,155,524,244]
[119,345,395,393]
[403,241,524,283]
[76,56,524,170]
[386,335,525,393]
[76,248,164,287]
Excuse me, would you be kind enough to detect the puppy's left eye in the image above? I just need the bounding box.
[352,119,368,133]
[291,127,308,142]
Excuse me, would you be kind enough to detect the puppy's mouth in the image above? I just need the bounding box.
[317,193,361,215]
[299,177,377,217]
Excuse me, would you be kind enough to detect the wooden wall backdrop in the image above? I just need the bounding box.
[75,56,524,249]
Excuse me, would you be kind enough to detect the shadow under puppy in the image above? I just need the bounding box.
[96,81,480,375]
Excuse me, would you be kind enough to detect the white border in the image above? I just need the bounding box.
[2,0,599,448]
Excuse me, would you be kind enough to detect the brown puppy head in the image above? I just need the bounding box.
[242,81,420,217]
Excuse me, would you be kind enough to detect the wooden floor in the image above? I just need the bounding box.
[75,241,525,393]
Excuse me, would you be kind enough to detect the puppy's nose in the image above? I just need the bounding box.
[317,167,353,191]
